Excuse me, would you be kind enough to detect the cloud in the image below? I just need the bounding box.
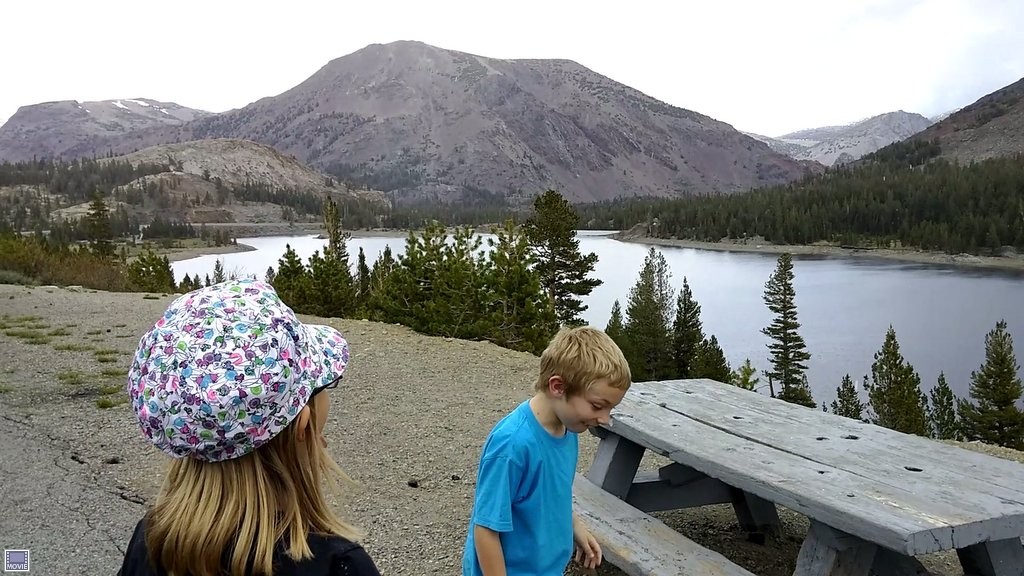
[0,0,1021,136]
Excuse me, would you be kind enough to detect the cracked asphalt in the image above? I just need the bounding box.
[0,412,142,575]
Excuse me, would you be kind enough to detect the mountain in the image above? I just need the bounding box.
[740,131,810,159]
[0,41,814,204]
[773,111,934,166]
[908,77,1024,162]
[0,98,211,163]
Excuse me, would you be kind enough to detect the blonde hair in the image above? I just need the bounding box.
[535,326,631,395]
[143,398,362,576]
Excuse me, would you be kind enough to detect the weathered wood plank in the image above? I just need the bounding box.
[572,473,757,576]
[586,433,645,499]
[626,470,733,512]
[658,379,1024,501]
[611,380,1024,551]
[605,391,957,555]
[730,488,782,535]
[956,538,1024,576]
[794,521,877,576]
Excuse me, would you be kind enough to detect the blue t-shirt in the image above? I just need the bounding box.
[462,400,579,576]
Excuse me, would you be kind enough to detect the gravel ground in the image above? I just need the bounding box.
[1,284,1021,575]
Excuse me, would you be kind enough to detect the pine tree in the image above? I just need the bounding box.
[483,219,558,354]
[831,374,865,420]
[929,372,959,440]
[672,277,704,378]
[692,335,731,383]
[958,320,1024,449]
[272,244,310,310]
[212,259,225,283]
[761,253,814,407]
[313,196,357,317]
[605,299,633,370]
[606,300,624,341]
[522,189,601,326]
[357,247,371,302]
[621,248,675,382]
[865,325,930,436]
[364,245,397,321]
[731,359,759,391]
[85,191,113,257]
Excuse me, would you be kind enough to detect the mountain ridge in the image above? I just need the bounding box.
[908,76,1024,162]
[744,111,934,166]
[0,40,815,204]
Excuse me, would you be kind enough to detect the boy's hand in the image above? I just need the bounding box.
[572,516,602,570]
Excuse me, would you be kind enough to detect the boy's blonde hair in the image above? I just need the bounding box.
[534,326,631,395]
[143,399,362,576]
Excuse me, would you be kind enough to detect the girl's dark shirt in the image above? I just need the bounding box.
[116,517,382,576]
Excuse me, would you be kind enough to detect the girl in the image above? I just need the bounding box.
[117,279,381,576]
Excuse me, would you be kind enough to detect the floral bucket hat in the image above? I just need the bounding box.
[126,278,350,462]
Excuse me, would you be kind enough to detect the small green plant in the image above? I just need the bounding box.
[53,343,95,352]
[47,327,72,337]
[96,397,118,409]
[57,370,89,386]
[98,383,122,395]
[0,384,12,393]
[142,295,160,300]
[4,328,53,345]
[101,368,128,378]
[85,329,102,335]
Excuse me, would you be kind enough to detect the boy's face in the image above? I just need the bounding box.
[551,377,627,434]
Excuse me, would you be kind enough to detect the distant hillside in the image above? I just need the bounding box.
[909,77,1024,162]
[740,132,811,159]
[0,98,211,163]
[774,111,934,166]
[1,139,388,232]
[0,41,814,205]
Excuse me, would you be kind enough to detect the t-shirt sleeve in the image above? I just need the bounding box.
[470,452,523,533]
[330,544,382,576]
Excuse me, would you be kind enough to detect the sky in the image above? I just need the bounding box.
[1,0,1022,137]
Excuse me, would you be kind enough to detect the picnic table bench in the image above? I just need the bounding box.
[572,379,1024,576]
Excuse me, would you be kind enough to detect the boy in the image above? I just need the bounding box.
[462,326,632,576]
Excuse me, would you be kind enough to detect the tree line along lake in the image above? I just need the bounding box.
[170,230,1024,406]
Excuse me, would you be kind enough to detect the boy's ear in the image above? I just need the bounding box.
[548,375,566,397]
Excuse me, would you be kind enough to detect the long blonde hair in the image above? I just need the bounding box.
[144,398,362,576]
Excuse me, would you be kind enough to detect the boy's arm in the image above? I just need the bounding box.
[469,447,523,576]
[474,525,507,576]
[571,511,603,569]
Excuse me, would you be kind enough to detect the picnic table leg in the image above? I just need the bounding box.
[585,429,645,499]
[956,538,1024,576]
[730,487,782,536]
[793,520,877,576]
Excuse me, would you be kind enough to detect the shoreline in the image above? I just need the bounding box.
[162,242,257,263]
[616,234,1024,273]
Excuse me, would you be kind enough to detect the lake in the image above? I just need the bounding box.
[171,231,1024,406]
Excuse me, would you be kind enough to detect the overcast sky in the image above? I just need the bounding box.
[1,0,1022,136]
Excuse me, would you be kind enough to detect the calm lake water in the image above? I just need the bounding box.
[171,231,1024,406]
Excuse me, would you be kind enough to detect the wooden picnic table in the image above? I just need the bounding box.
[581,378,1024,576]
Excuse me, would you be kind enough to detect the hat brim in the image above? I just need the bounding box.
[302,323,351,392]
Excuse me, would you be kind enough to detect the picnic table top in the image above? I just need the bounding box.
[600,379,1024,557]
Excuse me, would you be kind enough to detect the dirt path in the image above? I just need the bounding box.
[1,284,1016,575]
